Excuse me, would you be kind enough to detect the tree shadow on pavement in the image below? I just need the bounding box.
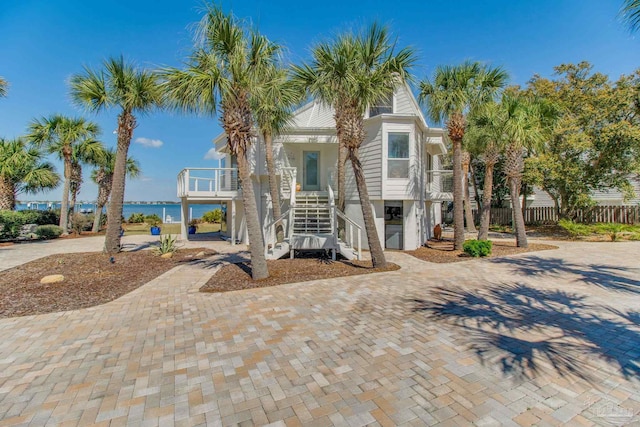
[489,256,640,294]
[411,283,640,382]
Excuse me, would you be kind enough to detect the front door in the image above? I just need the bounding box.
[303,151,320,191]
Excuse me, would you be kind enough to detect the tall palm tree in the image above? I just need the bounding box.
[28,115,102,233]
[293,23,415,268]
[0,77,8,98]
[500,93,549,248]
[252,66,299,242]
[621,0,640,31]
[466,101,507,240]
[91,148,141,232]
[419,62,508,250]
[0,138,60,210]
[70,56,162,253]
[160,6,280,280]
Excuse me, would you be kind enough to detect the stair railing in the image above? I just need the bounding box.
[327,184,338,246]
[263,209,291,257]
[327,183,362,260]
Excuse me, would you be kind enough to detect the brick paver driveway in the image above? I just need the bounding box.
[0,240,638,426]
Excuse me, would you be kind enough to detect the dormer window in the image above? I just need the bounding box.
[369,92,393,117]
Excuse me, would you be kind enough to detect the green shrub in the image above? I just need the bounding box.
[0,210,61,240]
[35,224,63,239]
[463,239,493,257]
[202,208,222,223]
[154,234,179,255]
[144,214,162,227]
[558,219,591,238]
[127,212,145,223]
[71,213,93,234]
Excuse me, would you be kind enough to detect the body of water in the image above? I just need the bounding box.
[16,203,222,223]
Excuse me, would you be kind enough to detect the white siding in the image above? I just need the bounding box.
[291,101,336,128]
[346,121,383,200]
[403,200,420,250]
[343,200,383,250]
[394,84,416,115]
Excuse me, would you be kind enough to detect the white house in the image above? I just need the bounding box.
[176,84,452,259]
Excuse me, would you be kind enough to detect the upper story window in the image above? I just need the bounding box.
[388,132,410,178]
[369,93,393,117]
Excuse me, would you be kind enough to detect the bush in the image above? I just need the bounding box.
[71,213,93,234]
[127,212,145,223]
[202,209,222,223]
[154,234,179,255]
[144,214,162,227]
[35,224,63,239]
[558,219,591,238]
[463,239,493,257]
[0,210,61,240]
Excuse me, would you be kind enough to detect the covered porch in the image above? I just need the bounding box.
[176,167,244,243]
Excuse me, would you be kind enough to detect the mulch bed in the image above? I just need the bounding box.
[201,258,400,293]
[406,239,558,263]
[0,248,216,318]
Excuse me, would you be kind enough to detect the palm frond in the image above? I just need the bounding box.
[621,0,640,32]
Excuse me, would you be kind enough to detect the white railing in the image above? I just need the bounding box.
[177,168,239,197]
[263,209,292,257]
[425,170,454,194]
[280,167,297,200]
[328,183,362,260]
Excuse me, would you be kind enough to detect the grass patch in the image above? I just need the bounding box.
[558,220,640,241]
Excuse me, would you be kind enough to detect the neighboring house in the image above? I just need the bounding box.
[177,84,451,259]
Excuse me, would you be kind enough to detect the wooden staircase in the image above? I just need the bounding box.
[264,190,362,261]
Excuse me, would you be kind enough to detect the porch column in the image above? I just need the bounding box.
[180,199,188,240]
[230,199,236,246]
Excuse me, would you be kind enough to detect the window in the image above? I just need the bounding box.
[388,133,410,178]
[369,93,393,117]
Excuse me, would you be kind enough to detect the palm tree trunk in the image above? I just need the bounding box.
[59,157,72,234]
[348,148,386,268]
[337,144,346,212]
[0,176,16,210]
[462,154,476,233]
[509,177,528,248]
[452,139,465,250]
[104,112,134,254]
[237,148,269,280]
[263,133,283,242]
[478,162,495,241]
[92,204,104,233]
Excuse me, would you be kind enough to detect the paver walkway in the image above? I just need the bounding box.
[0,239,639,426]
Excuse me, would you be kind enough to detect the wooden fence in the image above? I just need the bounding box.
[472,205,640,226]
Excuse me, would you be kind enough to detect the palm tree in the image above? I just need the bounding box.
[466,101,507,240]
[0,77,8,98]
[0,138,60,210]
[91,148,141,232]
[419,62,508,250]
[160,6,280,280]
[28,115,103,233]
[293,23,415,268]
[500,93,549,248]
[70,56,162,253]
[252,66,300,242]
[621,0,640,31]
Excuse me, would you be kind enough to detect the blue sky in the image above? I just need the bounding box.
[1,0,639,201]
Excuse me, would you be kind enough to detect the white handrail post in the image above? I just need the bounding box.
[357,229,362,260]
[185,169,190,195]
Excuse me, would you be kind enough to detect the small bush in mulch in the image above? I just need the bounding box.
[0,248,216,318]
[201,257,400,293]
[407,239,558,263]
[463,239,493,257]
[35,224,63,239]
